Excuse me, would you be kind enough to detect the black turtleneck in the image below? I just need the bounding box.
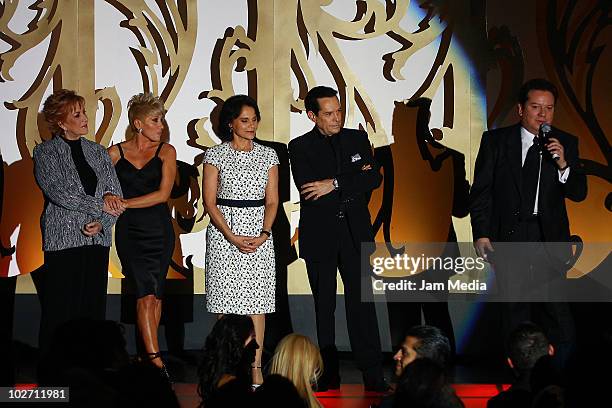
[62,137,97,196]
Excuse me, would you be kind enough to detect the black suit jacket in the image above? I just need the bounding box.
[470,124,587,242]
[289,127,382,261]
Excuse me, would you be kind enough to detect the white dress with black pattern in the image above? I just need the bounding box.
[204,141,278,314]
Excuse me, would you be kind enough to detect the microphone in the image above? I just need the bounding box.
[539,123,560,160]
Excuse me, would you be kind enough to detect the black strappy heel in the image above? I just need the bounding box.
[143,351,172,383]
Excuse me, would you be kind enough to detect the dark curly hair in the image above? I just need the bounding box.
[217,95,261,142]
[197,315,255,406]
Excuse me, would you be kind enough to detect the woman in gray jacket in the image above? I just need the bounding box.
[33,89,124,352]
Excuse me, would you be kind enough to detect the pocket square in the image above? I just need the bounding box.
[351,153,361,162]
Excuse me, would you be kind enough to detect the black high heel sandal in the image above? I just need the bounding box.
[143,351,172,383]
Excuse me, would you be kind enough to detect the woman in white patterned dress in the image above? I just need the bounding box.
[203,94,279,385]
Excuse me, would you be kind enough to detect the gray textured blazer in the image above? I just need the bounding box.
[33,136,123,251]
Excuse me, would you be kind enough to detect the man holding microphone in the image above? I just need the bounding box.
[469,78,587,365]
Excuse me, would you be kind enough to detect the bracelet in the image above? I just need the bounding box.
[261,230,271,238]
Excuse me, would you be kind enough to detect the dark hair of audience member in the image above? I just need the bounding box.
[254,374,307,408]
[393,358,464,408]
[197,314,256,406]
[405,325,452,367]
[506,322,550,375]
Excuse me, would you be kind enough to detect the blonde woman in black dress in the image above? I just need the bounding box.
[108,93,176,377]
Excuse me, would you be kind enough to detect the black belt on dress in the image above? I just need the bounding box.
[216,198,265,207]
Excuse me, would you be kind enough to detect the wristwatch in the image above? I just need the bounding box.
[332,178,339,190]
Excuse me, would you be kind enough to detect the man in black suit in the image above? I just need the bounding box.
[470,78,587,364]
[288,86,385,391]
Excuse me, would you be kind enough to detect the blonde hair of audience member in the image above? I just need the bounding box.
[270,334,323,408]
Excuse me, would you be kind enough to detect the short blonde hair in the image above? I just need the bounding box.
[127,93,165,132]
[270,334,323,408]
[42,89,85,135]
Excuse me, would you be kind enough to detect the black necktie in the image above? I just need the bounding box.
[521,137,540,216]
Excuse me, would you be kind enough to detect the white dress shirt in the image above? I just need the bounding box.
[520,127,570,214]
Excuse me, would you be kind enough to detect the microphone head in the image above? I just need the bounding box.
[540,123,552,133]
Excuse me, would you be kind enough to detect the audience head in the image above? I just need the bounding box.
[254,374,307,408]
[270,334,322,408]
[42,89,87,138]
[393,358,464,408]
[394,325,451,377]
[197,315,256,405]
[506,322,553,376]
[305,86,342,136]
[217,94,261,142]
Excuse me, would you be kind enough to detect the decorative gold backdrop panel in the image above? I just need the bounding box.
[1,1,608,294]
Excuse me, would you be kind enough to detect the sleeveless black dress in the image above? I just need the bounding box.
[114,142,175,298]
